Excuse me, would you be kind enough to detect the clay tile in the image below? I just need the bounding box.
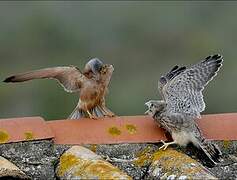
[0,116,54,144]
[198,113,237,140]
[47,116,167,145]
[48,113,237,145]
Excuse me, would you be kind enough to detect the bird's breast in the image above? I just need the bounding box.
[79,83,106,110]
[171,131,195,147]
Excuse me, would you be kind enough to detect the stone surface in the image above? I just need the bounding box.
[0,140,57,179]
[0,156,29,179]
[208,154,237,179]
[145,148,216,179]
[56,146,131,179]
[1,140,237,179]
[95,143,159,179]
[88,142,237,180]
[215,140,237,154]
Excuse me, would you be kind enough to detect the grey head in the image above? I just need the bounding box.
[145,100,166,116]
[85,58,104,75]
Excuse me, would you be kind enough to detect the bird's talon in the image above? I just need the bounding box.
[160,140,165,144]
[89,115,97,119]
[87,110,97,119]
[159,140,174,150]
[159,144,167,150]
[106,113,115,117]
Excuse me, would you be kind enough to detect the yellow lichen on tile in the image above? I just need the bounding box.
[24,131,34,140]
[57,154,79,176]
[58,146,132,179]
[89,144,97,153]
[125,124,137,135]
[152,148,202,176]
[72,158,92,178]
[223,140,231,149]
[0,129,9,144]
[85,160,131,179]
[73,159,131,179]
[86,161,117,178]
[134,146,153,167]
[108,126,121,136]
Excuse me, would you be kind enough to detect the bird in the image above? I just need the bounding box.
[145,54,223,167]
[3,58,116,119]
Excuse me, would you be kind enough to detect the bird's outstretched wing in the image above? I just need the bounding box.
[160,54,223,118]
[3,66,87,93]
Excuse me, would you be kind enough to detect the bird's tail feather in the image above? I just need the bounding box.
[91,106,106,117]
[68,107,87,119]
[68,105,106,119]
[195,141,222,167]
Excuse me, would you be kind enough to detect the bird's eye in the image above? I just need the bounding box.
[101,66,107,74]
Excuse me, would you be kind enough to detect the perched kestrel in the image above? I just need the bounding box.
[4,58,115,119]
[145,54,223,167]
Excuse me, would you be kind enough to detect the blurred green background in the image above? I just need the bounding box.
[0,1,236,120]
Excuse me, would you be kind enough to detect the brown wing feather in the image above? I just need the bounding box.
[3,66,87,93]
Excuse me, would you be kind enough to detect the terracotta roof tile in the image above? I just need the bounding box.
[1,113,236,145]
[47,116,167,145]
[0,117,54,144]
[47,113,237,145]
[198,113,237,140]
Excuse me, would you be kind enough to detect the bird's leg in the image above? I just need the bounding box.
[159,140,176,150]
[86,110,97,119]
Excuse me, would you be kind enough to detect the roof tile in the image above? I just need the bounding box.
[47,116,167,145]
[48,113,237,144]
[0,117,54,144]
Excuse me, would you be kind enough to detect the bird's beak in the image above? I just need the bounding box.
[111,65,114,71]
[106,64,114,72]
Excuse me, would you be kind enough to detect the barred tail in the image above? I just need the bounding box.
[68,105,105,119]
[68,106,86,119]
[196,141,222,167]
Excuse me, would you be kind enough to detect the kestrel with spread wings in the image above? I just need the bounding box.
[4,58,115,119]
[145,54,223,167]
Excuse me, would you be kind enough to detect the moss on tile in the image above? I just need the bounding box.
[24,131,34,141]
[0,129,9,144]
[152,148,202,177]
[58,146,131,179]
[133,145,153,167]
[89,144,97,153]
[223,140,231,149]
[125,124,137,135]
[74,159,131,179]
[57,154,79,176]
[108,126,121,136]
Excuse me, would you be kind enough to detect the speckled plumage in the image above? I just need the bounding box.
[145,54,223,167]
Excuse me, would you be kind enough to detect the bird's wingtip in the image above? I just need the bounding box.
[3,76,15,83]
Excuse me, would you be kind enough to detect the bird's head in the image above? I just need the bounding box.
[83,58,114,83]
[84,58,104,75]
[145,100,166,116]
